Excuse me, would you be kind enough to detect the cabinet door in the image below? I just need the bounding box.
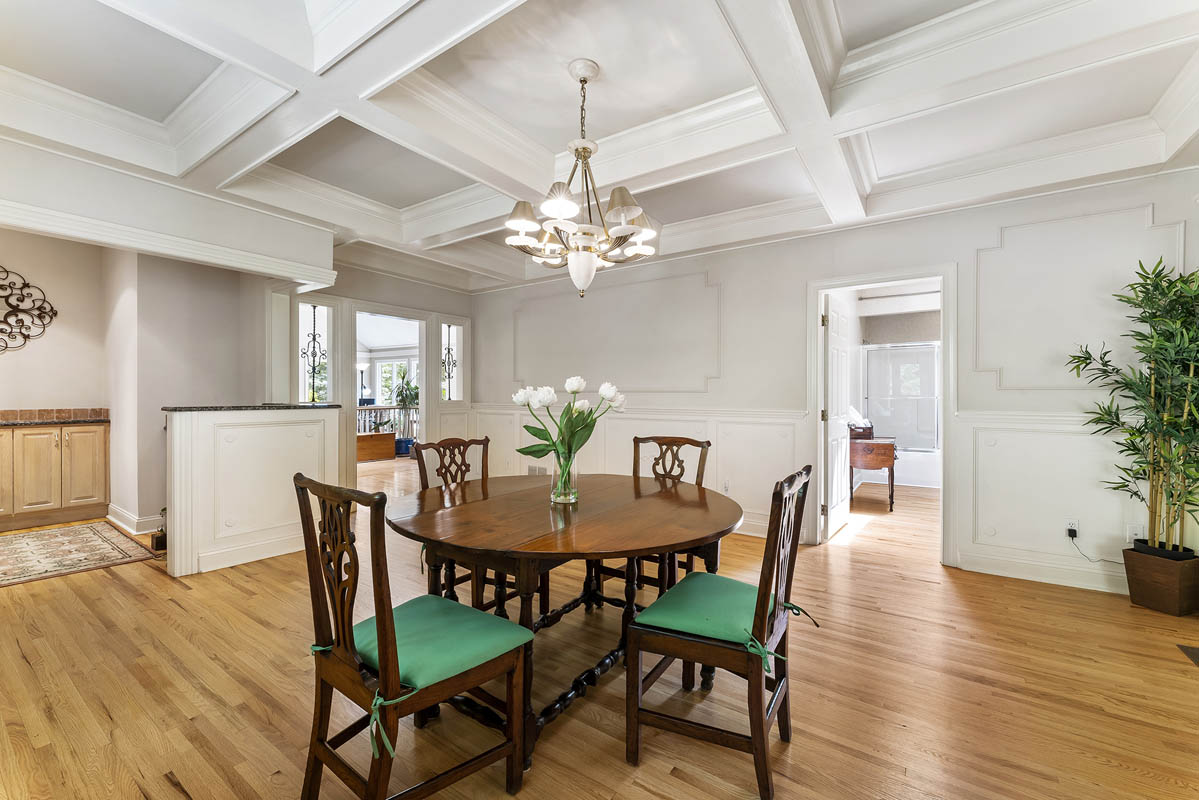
[0,429,12,516]
[14,427,61,512]
[63,425,108,507]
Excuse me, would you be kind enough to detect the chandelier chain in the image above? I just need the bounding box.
[579,79,586,140]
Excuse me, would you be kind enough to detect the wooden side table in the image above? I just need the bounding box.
[849,438,898,511]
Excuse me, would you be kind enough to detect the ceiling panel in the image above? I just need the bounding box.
[868,43,1197,178]
[0,0,222,121]
[356,312,420,350]
[633,152,814,224]
[423,0,755,151]
[835,0,976,51]
[272,118,474,208]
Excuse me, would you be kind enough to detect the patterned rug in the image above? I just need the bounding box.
[0,521,155,588]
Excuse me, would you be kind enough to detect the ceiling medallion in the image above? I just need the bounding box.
[0,265,57,354]
[504,58,660,297]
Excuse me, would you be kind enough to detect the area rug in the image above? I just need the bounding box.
[0,521,155,588]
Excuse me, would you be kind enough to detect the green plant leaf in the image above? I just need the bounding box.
[516,443,555,458]
[524,424,552,443]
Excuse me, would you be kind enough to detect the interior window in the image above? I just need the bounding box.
[298,302,331,403]
[440,323,462,401]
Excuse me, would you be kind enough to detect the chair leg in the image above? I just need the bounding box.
[625,628,642,766]
[685,553,695,573]
[506,647,526,794]
[444,559,458,602]
[471,567,486,609]
[538,571,550,617]
[494,572,509,619]
[776,630,791,742]
[747,661,774,800]
[656,554,669,597]
[364,705,398,800]
[681,660,695,691]
[301,678,333,800]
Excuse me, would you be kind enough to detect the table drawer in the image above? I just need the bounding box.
[851,441,895,470]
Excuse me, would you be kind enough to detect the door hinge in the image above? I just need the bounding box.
[820,504,828,516]
[820,313,828,327]
[820,409,828,422]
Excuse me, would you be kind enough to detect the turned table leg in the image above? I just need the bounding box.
[700,544,720,691]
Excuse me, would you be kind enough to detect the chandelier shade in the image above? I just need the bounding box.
[502,58,660,297]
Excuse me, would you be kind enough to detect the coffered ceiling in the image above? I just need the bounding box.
[1,0,1198,293]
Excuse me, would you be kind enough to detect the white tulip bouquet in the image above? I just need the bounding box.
[514,376,626,503]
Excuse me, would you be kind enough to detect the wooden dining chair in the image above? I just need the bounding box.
[416,436,552,616]
[294,473,531,800]
[590,436,712,600]
[625,466,816,800]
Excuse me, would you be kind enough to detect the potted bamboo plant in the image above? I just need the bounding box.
[1068,258,1199,615]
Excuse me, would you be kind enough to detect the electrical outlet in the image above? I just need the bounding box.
[1065,518,1079,538]
[1125,523,1146,543]
[723,480,730,493]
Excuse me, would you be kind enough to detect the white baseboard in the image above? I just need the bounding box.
[196,530,305,573]
[958,552,1128,595]
[107,504,161,535]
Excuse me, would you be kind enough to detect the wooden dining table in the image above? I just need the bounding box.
[385,473,744,764]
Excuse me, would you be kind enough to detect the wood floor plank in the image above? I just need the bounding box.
[0,478,1197,798]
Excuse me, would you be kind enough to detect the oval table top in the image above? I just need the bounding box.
[385,474,744,560]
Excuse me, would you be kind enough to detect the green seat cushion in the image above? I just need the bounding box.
[632,571,765,645]
[353,594,533,689]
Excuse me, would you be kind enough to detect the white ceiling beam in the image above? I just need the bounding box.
[661,197,829,256]
[97,0,542,198]
[716,0,865,224]
[866,118,1166,217]
[832,0,1199,136]
[1153,49,1199,160]
[333,240,474,292]
[226,164,527,283]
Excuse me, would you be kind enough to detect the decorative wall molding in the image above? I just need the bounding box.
[973,203,1184,390]
[512,272,723,393]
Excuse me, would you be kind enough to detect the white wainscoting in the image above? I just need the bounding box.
[165,407,340,576]
[952,412,1132,594]
[458,404,810,537]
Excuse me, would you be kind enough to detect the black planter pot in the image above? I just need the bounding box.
[1132,538,1197,561]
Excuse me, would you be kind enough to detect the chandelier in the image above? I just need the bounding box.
[504,59,659,297]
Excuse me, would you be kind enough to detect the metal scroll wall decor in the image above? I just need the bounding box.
[1,265,58,354]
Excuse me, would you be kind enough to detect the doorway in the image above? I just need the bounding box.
[354,311,423,497]
[817,276,945,554]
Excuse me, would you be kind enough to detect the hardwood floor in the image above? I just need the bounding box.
[0,482,1197,799]
[356,456,421,496]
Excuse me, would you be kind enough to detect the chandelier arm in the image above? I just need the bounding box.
[564,157,579,192]
[583,159,609,240]
[550,225,571,250]
[582,157,593,225]
[596,234,633,255]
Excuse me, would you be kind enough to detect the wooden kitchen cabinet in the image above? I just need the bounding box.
[1,423,110,531]
[63,425,107,507]
[0,429,11,517]
[14,426,61,513]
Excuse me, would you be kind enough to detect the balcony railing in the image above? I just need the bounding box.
[356,405,419,439]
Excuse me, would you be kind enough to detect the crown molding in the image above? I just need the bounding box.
[555,88,782,186]
[401,183,513,247]
[661,195,828,255]
[830,0,1199,136]
[867,118,1166,216]
[0,62,291,177]
[367,67,552,196]
[1152,49,1199,159]
[837,0,1083,87]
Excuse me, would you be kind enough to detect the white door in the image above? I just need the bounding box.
[822,294,852,540]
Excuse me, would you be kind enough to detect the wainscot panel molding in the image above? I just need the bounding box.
[512,272,722,393]
[466,403,809,537]
[165,407,339,577]
[974,203,1183,390]
[951,411,1131,594]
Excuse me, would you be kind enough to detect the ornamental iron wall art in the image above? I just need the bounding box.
[1,265,57,354]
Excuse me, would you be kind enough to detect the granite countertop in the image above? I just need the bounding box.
[161,404,342,412]
[0,418,110,428]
